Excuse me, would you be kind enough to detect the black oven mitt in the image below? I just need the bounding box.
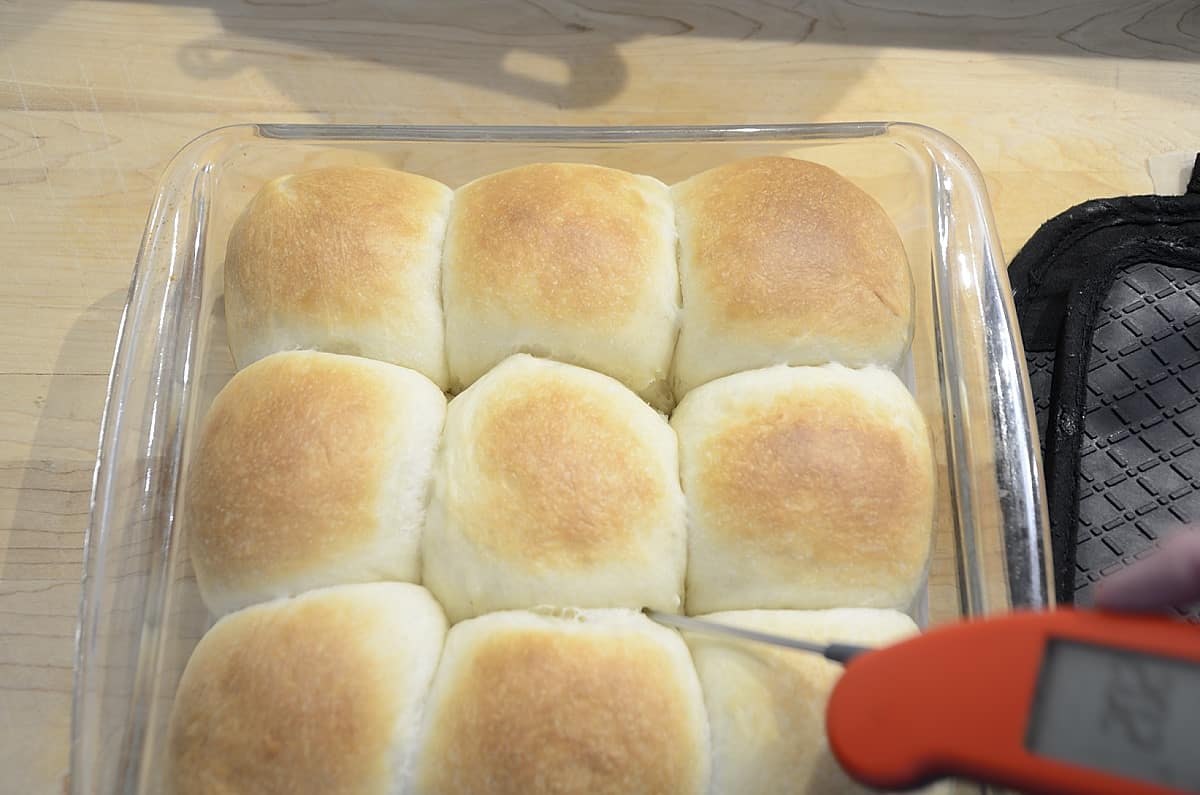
[1008,156,1200,610]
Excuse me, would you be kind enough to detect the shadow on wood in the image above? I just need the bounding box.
[171,0,1200,111]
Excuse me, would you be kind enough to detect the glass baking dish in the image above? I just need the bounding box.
[71,122,1052,795]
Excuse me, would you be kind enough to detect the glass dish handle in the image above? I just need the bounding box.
[898,122,1054,615]
[70,133,221,795]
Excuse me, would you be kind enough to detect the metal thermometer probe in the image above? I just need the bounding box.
[644,609,870,664]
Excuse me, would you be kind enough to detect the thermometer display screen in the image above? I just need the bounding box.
[1026,638,1200,790]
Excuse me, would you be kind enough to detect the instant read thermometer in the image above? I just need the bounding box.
[647,608,1200,795]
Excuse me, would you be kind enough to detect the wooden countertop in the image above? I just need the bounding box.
[3,2,1199,791]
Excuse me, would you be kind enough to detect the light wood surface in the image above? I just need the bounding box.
[3,2,1199,791]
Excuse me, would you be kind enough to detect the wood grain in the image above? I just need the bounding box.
[3,1,1199,792]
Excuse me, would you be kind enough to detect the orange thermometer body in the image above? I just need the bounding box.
[827,608,1200,795]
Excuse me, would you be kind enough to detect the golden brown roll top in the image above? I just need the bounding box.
[423,354,686,622]
[413,608,710,795]
[185,350,446,616]
[685,609,925,795]
[224,166,453,388]
[166,583,448,795]
[442,163,679,410]
[672,364,936,614]
[672,156,914,397]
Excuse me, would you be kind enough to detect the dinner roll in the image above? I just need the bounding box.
[685,609,927,795]
[672,156,913,396]
[672,364,935,614]
[186,351,446,615]
[414,608,710,795]
[166,583,447,795]
[423,354,686,622]
[224,166,453,387]
[442,162,679,410]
